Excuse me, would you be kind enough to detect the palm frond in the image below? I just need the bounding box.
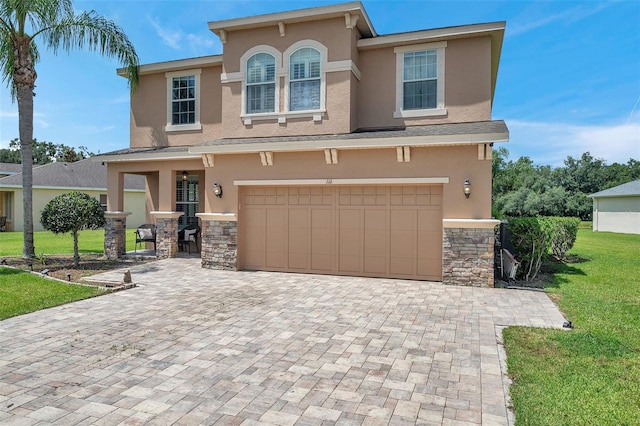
[40,10,139,91]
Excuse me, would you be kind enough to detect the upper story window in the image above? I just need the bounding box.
[246,53,276,114]
[394,42,447,118]
[171,75,196,124]
[289,47,321,111]
[165,69,202,132]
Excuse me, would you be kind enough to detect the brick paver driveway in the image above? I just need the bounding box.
[0,258,566,425]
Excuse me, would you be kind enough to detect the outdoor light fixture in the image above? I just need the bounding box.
[463,179,471,198]
[66,272,72,281]
[213,183,223,198]
[182,171,189,181]
[41,269,49,276]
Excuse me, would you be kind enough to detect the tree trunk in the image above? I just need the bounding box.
[14,36,37,258]
[73,230,80,268]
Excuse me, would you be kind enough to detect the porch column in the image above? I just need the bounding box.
[104,212,131,259]
[197,213,238,270]
[442,219,500,287]
[150,212,184,259]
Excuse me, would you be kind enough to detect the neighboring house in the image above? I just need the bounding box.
[98,2,509,286]
[0,158,146,232]
[589,180,640,235]
[0,162,21,178]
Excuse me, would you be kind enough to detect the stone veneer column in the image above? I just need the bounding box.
[442,219,500,287]
[150,212,184,260]
[104,212,131,259]
[197,213,238,270]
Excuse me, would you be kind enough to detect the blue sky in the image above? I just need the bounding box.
[1,0,638,166]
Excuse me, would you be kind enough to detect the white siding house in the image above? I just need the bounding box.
[590,180,640,234]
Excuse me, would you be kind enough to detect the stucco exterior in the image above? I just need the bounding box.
[102,2,508,286]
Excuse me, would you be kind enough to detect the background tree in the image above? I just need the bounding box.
[0,138,94,164]
[40,192,105,267]
[0,0,138,258]
[493,149,639,220]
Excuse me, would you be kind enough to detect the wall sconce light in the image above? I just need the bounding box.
[463,179,471,198]
[213,183,223,198]
[181,171,189,181]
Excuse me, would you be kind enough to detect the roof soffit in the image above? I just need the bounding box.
[208,1,375,39]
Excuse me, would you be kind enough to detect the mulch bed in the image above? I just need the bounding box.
[0,254,151,284]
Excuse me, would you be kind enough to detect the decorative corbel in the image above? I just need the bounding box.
[278,21,285,37]
[219,29,227,44]
[344,13,359,29]
[260,151,273,166]
[202,154,215,168]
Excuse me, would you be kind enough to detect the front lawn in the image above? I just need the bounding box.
[0,229,137,256]
[0,267,102,320]
[504,230,640,425]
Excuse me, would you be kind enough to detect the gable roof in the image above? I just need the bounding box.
[0,158,145,191]
[589,180,640,198]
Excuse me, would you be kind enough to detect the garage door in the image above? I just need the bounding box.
[240,185,442,281]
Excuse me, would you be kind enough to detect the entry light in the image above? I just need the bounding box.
[182,171,189,181]
[213,183,223,198]
[463,179,471,199]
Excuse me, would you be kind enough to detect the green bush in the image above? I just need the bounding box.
[548,217,581,259]
[506,217,554,282]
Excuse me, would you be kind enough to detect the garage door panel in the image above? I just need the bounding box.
[240,185,442,280]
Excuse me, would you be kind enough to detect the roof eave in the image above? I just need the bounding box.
[117,55,223,77]
[208,1,375,39]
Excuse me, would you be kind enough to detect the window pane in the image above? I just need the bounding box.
[247,53,275,84]
[290,48,321,80]
[290,80,320,111]
[403,80,437,110]
[247,83,275,114]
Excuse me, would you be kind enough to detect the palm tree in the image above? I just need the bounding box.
[0,0,138,258]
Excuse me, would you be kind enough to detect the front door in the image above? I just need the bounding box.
[176,175,199,228]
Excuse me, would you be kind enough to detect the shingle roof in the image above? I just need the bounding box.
[589,180,640,198]
[0,158,145,190]
[201,120,509,147]
[0,163,22,175]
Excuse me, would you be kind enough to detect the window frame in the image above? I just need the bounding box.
[165,69,202,132]
[240,45,282,121]
[245,52,277,115]
[394,42,447,118]
[284,41,327,114]
[288,47,322,112]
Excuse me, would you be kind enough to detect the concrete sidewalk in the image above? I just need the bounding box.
[0,258,566,425]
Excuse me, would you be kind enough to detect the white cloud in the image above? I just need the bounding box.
[505,118,640,166]
[148,16,217,55]
[508,3,611,37]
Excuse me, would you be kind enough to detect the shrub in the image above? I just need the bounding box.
[548,217,581,259]
[506,217,554,282]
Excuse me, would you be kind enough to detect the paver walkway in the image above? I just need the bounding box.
[0,259,566,425]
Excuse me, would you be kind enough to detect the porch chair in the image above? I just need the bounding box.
[178,224,200,254]
[134,224,156,252]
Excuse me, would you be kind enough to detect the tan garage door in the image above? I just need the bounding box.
[240,185,442,281]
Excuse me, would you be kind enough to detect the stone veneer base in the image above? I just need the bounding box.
[442,226,496,287]
[104,212,130,259]
[201,219,238,270]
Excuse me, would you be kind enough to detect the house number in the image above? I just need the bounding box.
[326,179,333,184]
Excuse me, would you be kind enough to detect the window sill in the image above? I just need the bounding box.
[165,123,202,132]
[393,108,447,119]
[242,110,326,125]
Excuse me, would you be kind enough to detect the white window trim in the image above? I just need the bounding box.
[393,41,447,119]
[240,45,283,119]
[283,40,328,115]
[165,69,202,132]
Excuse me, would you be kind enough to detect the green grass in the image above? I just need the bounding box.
[0,267,102,320]
[0,229,137,256]
[504,229,640,425]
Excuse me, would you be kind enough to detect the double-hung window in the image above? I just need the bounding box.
[246,53,276,114]
[394,42,446,118]
[171,75,196,125]
[289,48,321,111]
[165,69,201,131]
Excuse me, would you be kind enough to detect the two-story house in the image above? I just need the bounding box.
[98,2,508,286]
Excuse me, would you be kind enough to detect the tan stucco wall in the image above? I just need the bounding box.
[130,65,223,148]
[105,145,492,224]
[593,197,640,234]
[357,36,492,128]
[6,188,146,232]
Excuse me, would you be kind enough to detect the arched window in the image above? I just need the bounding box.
[246,53,276,114]
[289,48,321,111]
